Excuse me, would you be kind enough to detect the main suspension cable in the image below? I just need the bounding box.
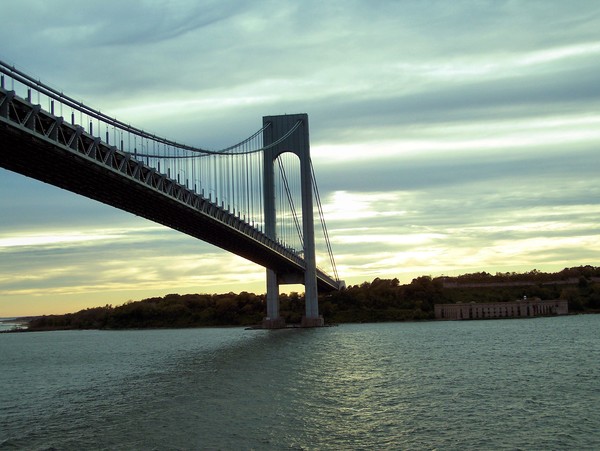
[311,159,339,281]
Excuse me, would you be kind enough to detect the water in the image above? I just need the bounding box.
[0,315,599,450]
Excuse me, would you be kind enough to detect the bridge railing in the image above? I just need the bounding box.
[0,61,214,153]
[0,61,269,229]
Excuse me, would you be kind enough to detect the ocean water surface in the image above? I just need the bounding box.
[0,320,26,332]
[0,315,599,450]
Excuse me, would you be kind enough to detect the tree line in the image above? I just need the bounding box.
[25,265,600,331]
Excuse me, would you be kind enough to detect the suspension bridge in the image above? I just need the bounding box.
[0,60,343,328]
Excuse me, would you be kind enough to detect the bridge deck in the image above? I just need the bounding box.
[0,87,340,291]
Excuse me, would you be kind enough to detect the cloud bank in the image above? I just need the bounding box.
[1,0,599,315]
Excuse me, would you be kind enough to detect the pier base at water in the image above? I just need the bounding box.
[262,317,286,329]
[301,316,325,328]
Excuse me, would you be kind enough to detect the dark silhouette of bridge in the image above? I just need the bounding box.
[0,61,342,328]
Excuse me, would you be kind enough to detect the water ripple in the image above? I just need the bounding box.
[0,316,599,449]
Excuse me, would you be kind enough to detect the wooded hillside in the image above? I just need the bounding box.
[25,265,600,330]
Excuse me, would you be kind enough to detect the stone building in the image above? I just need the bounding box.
[434,299,568,320]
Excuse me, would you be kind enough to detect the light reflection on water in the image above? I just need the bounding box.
[0,316,599,450]
[0,319,26,332]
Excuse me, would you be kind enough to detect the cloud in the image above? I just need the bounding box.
[0,223,264,300]
[1,0,600,315]
[313,142,599,196]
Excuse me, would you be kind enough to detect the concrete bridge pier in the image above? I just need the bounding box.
[262,269,286,329]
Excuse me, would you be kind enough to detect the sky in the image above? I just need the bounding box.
[1,0,599,316]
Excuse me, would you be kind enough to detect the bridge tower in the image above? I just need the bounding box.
[262,114,324,328]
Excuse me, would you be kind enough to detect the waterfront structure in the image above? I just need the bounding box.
[434,299,568,320]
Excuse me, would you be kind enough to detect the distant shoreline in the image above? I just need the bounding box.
[0,318,30,332]
[2,311,598,334]
[3,266,599,332]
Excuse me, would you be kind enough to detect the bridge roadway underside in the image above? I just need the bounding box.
[0,122,336,292]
